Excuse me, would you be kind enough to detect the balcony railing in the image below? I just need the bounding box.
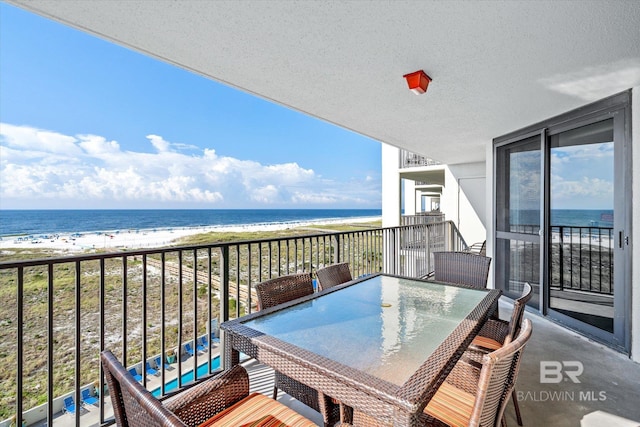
[401,212,445,226]
[399,150,441,168]
[506,225,614,296]
[0,221,465,426]
[550,225,614,295]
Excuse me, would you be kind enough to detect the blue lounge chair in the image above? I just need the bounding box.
[63,396,77,414]
[145,361,159,376]
[197,337,207,352]
[211,319,221,344]
[155,356,171,370]
[128,367,142,382]
[185,342,195,357]
[81,388,98,406]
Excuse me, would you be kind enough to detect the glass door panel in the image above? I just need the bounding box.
[548,119,614,332]
[495,134,541,307]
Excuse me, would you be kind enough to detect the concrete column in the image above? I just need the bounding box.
[382,144,401,227]
[404,179,416,216]
[485,140,495,289]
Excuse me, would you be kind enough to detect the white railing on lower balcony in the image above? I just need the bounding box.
[401,212,445,226]
[399,149,442,168]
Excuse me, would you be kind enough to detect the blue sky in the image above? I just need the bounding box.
[0,3,381,210]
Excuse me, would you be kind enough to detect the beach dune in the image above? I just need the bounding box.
[0,216,380,253]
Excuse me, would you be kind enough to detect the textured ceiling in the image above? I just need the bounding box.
[9,0,640,164]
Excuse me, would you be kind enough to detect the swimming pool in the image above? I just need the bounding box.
[151,355,221,397]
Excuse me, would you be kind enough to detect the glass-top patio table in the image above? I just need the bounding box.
[221,273,501,426]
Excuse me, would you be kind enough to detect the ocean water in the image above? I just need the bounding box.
[511,209,614,228]
[552,209,614,227]
[0,209,381,237]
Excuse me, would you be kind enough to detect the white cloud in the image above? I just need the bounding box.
[291,193,339,204]
[550,142,614,209]
[0,123,81,156]
[78,135,121,156]
[250,185,281,203]
[147,134,171,152]
[551,175,613,209]
[0,123,380,208]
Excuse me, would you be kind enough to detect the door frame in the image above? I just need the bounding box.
[493,90,632,354]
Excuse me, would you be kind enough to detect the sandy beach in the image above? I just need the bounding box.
[0,216,380,253]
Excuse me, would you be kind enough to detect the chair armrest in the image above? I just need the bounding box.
[164,364,250,426]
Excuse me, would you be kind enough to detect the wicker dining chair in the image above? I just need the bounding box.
[431,251,492,289]
[344,319,533,427]
[316,262,353,291]
[255,273,315,310]
[255,273,340,426]
[101,350,315,427]
[466,282,533,426]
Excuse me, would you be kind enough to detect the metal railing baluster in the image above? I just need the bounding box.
[17,267,24,427]
[142,255,148,390]
[75,260,81,427]
[160,252,166,396]
[208,247,213,362]
[177,251,183,388]
[193,249,198,378]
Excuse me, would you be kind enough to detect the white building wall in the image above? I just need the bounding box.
[631,86,639,363]
[381,143,487,244]
[381,144,401,227]
[404,179,417,215]
[441,163,487,246]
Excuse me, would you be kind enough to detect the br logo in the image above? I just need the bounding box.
[540,361,583,383]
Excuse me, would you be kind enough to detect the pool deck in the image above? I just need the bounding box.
[32,342,323,427]
[145,345,221,396]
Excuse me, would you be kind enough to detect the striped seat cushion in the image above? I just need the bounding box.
[470,334,502,351]
[198,392,316,427]
[424,381,476,427]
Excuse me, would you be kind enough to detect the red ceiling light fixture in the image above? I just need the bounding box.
[403,70,432,94]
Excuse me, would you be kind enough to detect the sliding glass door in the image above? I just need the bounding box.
[494,91,631,352]
[548,119,615,332]
[495,133,542,309]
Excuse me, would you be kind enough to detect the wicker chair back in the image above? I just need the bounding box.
[474,319,532,427]
[101,351,186,427]
[316,263,353,291]
[255,273,314,310]
[433,251,492,289]
[505,282,533,345]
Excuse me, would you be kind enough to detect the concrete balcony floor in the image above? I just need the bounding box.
[499,302,639,427]
[34,300,640,427]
